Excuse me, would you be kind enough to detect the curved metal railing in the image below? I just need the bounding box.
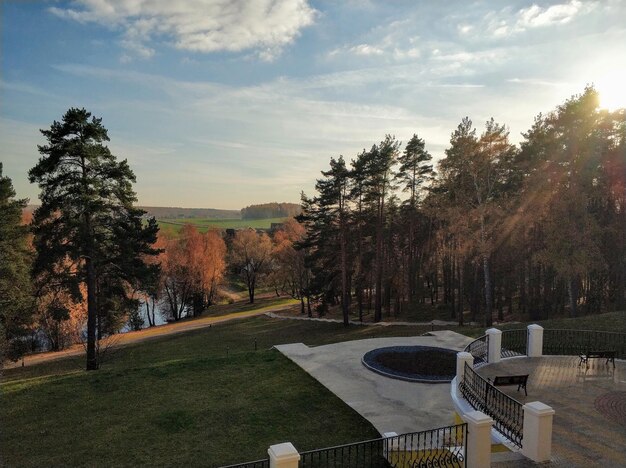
[459,362,523,448]
[500,329,528,359]
[463,335,489,366]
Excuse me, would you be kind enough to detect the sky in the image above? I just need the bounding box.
[2,0,626,210]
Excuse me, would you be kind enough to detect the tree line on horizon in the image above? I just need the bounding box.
[241,202,301,220]
[297,87,625,327]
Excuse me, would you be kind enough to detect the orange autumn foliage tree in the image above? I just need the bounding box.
[231,229,273,304]
[270,219,311,314]
[160,225,226,320]
[36,285,87,351]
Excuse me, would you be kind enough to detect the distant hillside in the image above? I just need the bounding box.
[26,204,300,220]
[241,202,301,220]
[139,206,240,219]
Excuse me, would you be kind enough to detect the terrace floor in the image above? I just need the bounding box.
[275,331,474,435]
[477,356,626,467]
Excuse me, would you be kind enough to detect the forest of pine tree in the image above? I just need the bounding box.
[298,88,626,326]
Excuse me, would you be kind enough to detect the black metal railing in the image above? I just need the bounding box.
[384,425,466,468]
[543,329,626,359]
[464,335,489,365]
[459,362,523,447]
[299,437,389,468]
[299,425,467,468]
[501,329,528,359]
[220,459,269,468]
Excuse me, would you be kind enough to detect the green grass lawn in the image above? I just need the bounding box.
[1,317,435,468]
[157,217,287,236]
[462,310,626,338]
[2,308,625,467]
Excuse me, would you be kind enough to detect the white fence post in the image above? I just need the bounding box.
[462,410,493,468]
[268,442,300,468]
[527,324,544,357]
[456,352,474,398]
[522,401,555,463]
[486,328,502,363]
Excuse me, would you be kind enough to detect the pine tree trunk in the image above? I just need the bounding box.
[341,222,349,327]
[375,214,383,322]
[568,277,577,317]
[457,259,464,326]
[483,254,493,327]
[481,217,493,327]
[86,254,98,370]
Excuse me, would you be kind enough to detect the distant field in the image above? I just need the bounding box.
[157,217,288,235]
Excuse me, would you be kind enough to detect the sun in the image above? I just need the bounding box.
[595,71,626,111]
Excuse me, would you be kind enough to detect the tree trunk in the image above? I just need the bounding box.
[86,254,98,370]
[249,278,255,304]
[568,276,578,317]
[341,222,349,327]
[457,259,464,326]
[483,254,493,327]
[375,221,383,322]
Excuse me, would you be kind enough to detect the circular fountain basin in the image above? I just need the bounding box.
[362,345,457,383]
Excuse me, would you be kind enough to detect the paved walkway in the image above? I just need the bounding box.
[3,301,296,370]
[276,330,474,435]
[265,312,466,327]
[478,356,626,467]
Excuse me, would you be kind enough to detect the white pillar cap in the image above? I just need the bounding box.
[383,432,398,438]
[462,410,494,427]
[268,443,301,462]
[486,328,502,335]
[523,401,555,416]
[527,324,544,330]
[457,351,473,359]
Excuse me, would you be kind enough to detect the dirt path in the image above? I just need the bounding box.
[3,300,297,370]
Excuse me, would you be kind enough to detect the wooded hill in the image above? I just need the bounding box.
[241,202,301,219]
[139,206,240,219]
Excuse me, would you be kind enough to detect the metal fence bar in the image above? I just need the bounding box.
[459,362,523,448]
[501,329,528,359]
[298,424,466,468]
[220,459,270,468]
[464,334,489,365]
[543,329,626,359]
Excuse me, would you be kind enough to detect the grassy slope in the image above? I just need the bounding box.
[2,309,625,467]
[1,317,435,468]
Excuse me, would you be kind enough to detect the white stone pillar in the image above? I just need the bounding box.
[527,324,544,357]
[462,410,493,468]
[486,328,502,363]
[456,352,474,398]
[522,401,555,463]
[268,442,300,468]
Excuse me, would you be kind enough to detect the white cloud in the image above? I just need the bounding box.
[517,1,584,29]
[49,0,317,61]
[461,1,596,39]
[349,44,385,56]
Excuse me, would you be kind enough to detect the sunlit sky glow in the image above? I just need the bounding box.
[2,0,626,209]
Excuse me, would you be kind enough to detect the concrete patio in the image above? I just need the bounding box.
[275,330,474,435]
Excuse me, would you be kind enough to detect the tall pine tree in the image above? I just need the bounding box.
[0,164,33,362]
[29,108,159,370]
